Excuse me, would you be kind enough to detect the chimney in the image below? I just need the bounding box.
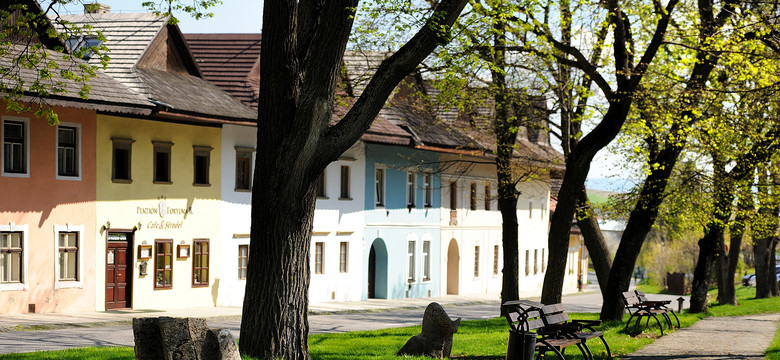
[84,3,111,14]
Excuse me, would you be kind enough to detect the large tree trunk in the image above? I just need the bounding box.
[575,186,611,297]
[771,238,779,297]
[239,1,468,358]
[542,99,633,304]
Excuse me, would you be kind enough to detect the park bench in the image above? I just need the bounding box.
[503,300,607,360]
[621,291,676,335]
[634,290,680,328]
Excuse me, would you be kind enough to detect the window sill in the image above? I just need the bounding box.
[191,284,209,288]
[56,175,82,181]
[316,196,329,200]
[192,183,211,187]
[0,283,27,291]
[234,188,251,193]
[153,181,173,185]
[154,286,173,290]
[2,172,30,178]
[112,178,133,184]
[338,197,352,201]
[55,281,83,289]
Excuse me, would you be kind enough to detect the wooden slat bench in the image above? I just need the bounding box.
[621,291,672,335]
[634,290,680,328]
[538,303,612,359]
[503,300,604,360]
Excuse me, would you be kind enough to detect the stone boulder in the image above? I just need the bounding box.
[132,317,240,360]
[397,302,461,358]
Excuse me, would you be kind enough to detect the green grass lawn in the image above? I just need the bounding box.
[1,286,777,360]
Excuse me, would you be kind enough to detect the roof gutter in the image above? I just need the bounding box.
[414,145,490,157]
[153,110,257,127]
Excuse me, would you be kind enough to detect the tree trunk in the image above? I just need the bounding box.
[771,238,778,296]
[575,186,611,297]
[542,98,633,304]
[754,236,772,298]
[719,213,746,305]
[690,159,733,313]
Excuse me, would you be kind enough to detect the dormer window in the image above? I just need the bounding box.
[65,36,103,60]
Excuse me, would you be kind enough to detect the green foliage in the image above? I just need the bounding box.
[765,320,780,360]
[141,0,221,25]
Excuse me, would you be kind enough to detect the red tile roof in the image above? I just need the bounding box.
[184,33,262,109]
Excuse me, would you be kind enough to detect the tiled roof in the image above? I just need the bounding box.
[58,13,257,121]
[183,33,261,109]
[135,68,257,120]
[58,12,166,95]
[0,44,152,114]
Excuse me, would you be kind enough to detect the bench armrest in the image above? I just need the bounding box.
[544,323,584,332]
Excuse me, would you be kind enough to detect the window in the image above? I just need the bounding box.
[534,249,539,275]
[541,201,546,219]
[112,138,134,182]
[424,172,433,207]
[339,242,348,273]
[449,181,457,209]
[316,171,326,198]
[65,35,102,60]
[192,239,209,286]
[407,172,416,208]
[485,184,491,210]
[422,240,431,281]
[407,240,416,282]
[58,232,79,281]
[541,249,546,272]
[0,232,22,283]
[474,246,480,277]
[340,166,350,199]
[470,182,477,210]
[154,239,173,289]
[235,148,254,191]
[3,119,27,175]
[153,141,173,183]
[529,201,533,219]
[57,125,79,178]
[493,245,499,275]
[525,250,530,276]
[193,146,212,186]
[314,242,324,274]
[238,245,248,280]
[375,168,385,206]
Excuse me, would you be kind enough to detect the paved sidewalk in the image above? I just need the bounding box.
[623,313,780,360]
[0,287,592,332]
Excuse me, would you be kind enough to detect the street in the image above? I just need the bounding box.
[0,290,688,355]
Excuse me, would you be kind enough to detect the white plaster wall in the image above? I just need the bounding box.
[309,143,366,303]
[217,124,255,307]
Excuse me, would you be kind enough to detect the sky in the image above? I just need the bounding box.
[51,1,263,33]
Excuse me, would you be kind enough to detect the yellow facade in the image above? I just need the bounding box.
[95,115,222,310]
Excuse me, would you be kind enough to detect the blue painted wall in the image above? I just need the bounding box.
[362,143,442,300]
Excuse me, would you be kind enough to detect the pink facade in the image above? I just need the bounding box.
[0,105,97,314]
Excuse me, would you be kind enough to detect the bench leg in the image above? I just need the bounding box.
[576,342,594,360]
[598,335,612,359]
[670,310,680,328]
[650,313,664,335]
[537,340,567,360]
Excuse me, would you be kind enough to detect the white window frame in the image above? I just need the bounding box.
[421,234,432,282]
[375,166,385,207]
[406,234,417,283]
[0,223,29,291]
[55,122,82,181]
[406,171,416,208]
[474,245,480,278]
[54,224,84,289]
[2,116,30,178]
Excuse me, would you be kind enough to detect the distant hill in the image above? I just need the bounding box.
[585,177,634,192]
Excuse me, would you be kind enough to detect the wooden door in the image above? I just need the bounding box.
[106,240,132,310]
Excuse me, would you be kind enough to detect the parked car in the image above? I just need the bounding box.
[742,265,780,287]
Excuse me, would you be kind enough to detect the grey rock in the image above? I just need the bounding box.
[158,317,209,360]
[397,302,461,358]
[133,317,164,360]
[202,328,240,360]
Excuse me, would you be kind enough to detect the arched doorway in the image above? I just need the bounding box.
[447,238,460,295]
[368,239,388,299]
